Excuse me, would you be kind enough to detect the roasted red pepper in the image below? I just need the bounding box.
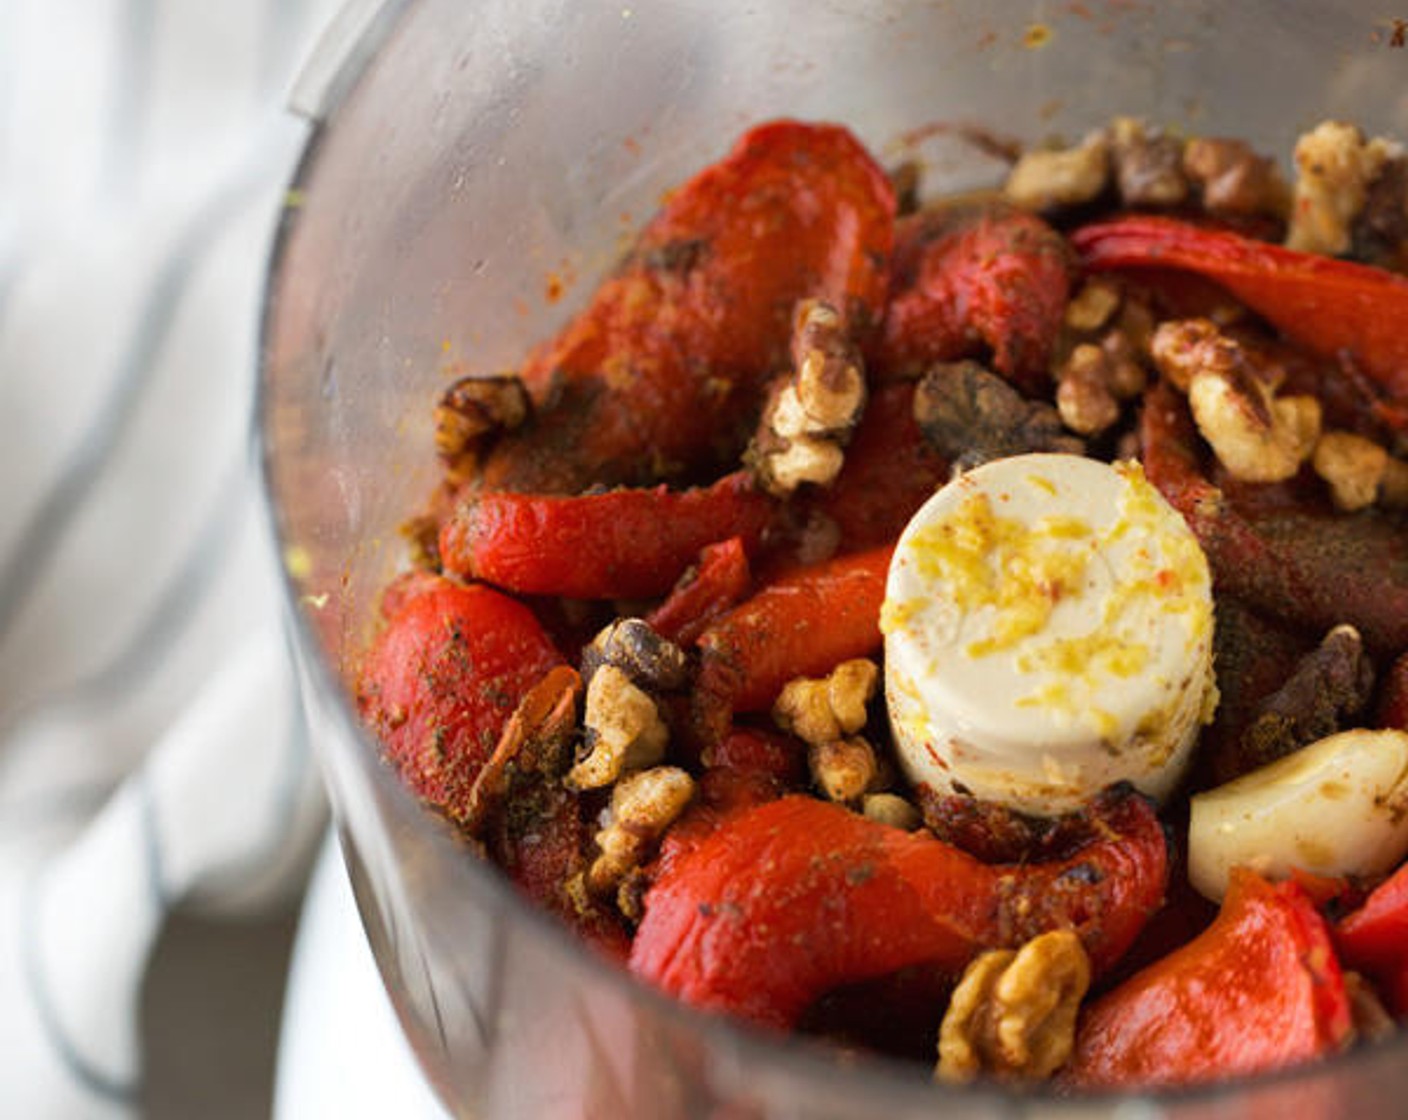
[356,573,564,824]
[480,120,896,493]
[1141,381,1408,654]
[645,536,753,646]
[1073,215,1408,408]
[693,544,892,725]
[439,471,773,599]
[630,789,1166,1029]
[1336,861,1408,1016]
[1063,869,1353,1090]
[870,202,1070,393]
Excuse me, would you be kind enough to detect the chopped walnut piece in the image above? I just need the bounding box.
[809,737,880,804]
[565,664,668,790]
[1286,121,1399,256]
[588,766,696,894]
[1188,367,1321,483]
[1149,318,1233,393]
[748,300,867,496]
[760,439,845,494]
[1055,343,1122,436]
[1217,624,1375,783]
[937,930,1091,1084]
[1109,117,1189,208]
[1182,136,1291,218]
[914,361,1085,469]
[1113,295,1156,359]
[1152,318,1319,482]
[582,618,687,692]
[434,373,530,476]
[1101,330,1148,400]
[1063,278,1122,333]
[861,792,922,831]
[1313,430,1408,511]
[1003,130,1111,212]
[772,659,879,746]
[1057,279,1147,437]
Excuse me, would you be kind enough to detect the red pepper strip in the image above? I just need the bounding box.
[355,574,564,825]
[801,381,951,553]
[1072,215,1408,405]
[481,120,896,494]
[645,536,752,646]
[695,544,892,717]
[1141,381,1408,654]
[702,725,806,788]
[438,471,774,600]
[1377,652,1408,731]
[869,202,1070,394]
[1063,870,1352,1090]
[630,789,1166,1029]
[1336,861,1408,1015]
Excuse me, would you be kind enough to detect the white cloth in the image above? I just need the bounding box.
[275,834,447,1119]
[0,0,344,1114]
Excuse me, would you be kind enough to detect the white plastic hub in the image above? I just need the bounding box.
[882,453,1216,817]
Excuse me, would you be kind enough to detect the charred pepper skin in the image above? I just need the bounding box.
[629,788,1167,1029]
[479,120,896,494]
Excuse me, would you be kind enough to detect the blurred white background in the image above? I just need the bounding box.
[0,1,349,1116]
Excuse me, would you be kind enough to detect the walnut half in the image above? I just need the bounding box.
[434,373,530,477]
[1150,318,1320,483]
[773,659,879,746]
[564,664,668,791]
[1313,430,1408,511]
[588,766,696,894]
[1285,121,1398,256]
[748,300,867,496]
[1004,130,1111,212]
[937,930,1091,1084]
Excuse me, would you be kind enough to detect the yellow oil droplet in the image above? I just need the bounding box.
[1024,23,1053,49]
[284,544,313,581]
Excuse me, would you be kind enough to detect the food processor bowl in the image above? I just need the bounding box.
[259,1,1408,1115]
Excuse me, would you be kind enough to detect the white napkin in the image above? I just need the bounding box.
[0,0,344,1113]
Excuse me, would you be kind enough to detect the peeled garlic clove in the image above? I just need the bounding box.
[1189,729,1408,902]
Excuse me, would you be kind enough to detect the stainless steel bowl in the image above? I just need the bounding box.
[260,2,1408,1114]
